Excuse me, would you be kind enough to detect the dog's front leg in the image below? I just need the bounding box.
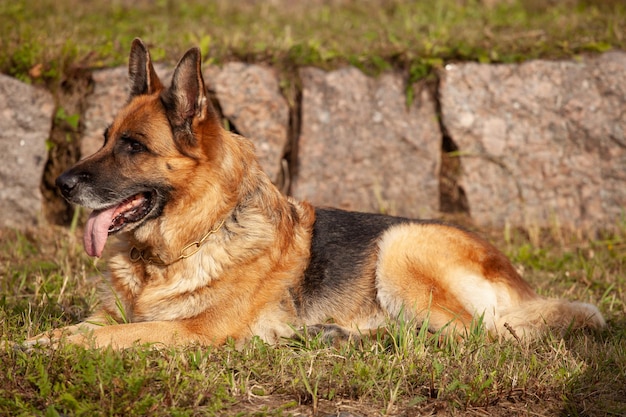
[54,320,218,349]
[22,320,213,349]
[22,320,104,350]
[22,309,114,349]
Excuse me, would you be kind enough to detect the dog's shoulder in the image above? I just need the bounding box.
[301,208,410,288]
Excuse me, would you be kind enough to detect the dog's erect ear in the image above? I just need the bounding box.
[128,38,164,97]
[165,47,214,127]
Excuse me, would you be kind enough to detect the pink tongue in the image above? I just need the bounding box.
[84,207,117,257]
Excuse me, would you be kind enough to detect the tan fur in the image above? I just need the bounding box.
[25,39,605,350]
[374,223,605,339]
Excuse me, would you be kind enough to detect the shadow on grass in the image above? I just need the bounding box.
[561,318,626,416]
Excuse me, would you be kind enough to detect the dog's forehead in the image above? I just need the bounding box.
[110,95,171,142]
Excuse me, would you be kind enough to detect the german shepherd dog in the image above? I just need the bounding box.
[30,39,605,349]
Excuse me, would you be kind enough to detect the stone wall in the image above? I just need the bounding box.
[440,52,626,231]
[1,51,625,233]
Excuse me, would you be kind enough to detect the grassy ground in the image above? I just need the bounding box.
[1,225,625,416]
[1,0,625,84]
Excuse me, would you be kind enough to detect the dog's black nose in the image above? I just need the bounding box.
[56,171,83,198]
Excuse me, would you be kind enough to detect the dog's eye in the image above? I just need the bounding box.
[120,135,147,154]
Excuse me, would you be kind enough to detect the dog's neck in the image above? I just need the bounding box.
[128,218,225,266]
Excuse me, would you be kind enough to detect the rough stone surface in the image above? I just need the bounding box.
[0,74,55,228]
[205,63,290,184]
[81,66,127,158]
[15,52,625,233]
[292,67,441,218]
[440,51,626,231]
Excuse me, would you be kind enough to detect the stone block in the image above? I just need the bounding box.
[0,74,54,228]
[440,52,626,231]
[292,67,441,218]
[205,63,290,184]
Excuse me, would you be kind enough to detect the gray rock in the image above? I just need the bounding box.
[81,66,128,158]
[292,67,441,218]
[0,74,54,228]
[440,51,626,232]
[205,63,290,185]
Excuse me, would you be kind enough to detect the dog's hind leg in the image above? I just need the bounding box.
[291,324,354,344]
[289,323,389,347]
[373,223,521,336]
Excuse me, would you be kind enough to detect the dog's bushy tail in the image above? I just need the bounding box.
[496,298,605,340]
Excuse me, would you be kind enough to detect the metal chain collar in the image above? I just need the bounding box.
[129,218,225,266]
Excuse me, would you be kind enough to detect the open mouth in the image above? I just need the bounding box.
[107,192,154,233]
[84,192,156,257]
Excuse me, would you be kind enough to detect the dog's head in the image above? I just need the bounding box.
[57,39,224,257]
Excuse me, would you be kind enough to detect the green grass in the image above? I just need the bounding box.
[0,0,624,83]
[1,226,625,416]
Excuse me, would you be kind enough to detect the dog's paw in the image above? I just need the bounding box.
[22,330,62,350]
[20,325,89,350]
[0,339,26,352]
[23,337,50,348]
[0,334,58,353]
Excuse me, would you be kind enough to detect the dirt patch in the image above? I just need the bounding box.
[439,134,470,217]
[433,76,471,224]
[40,68,93,226]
